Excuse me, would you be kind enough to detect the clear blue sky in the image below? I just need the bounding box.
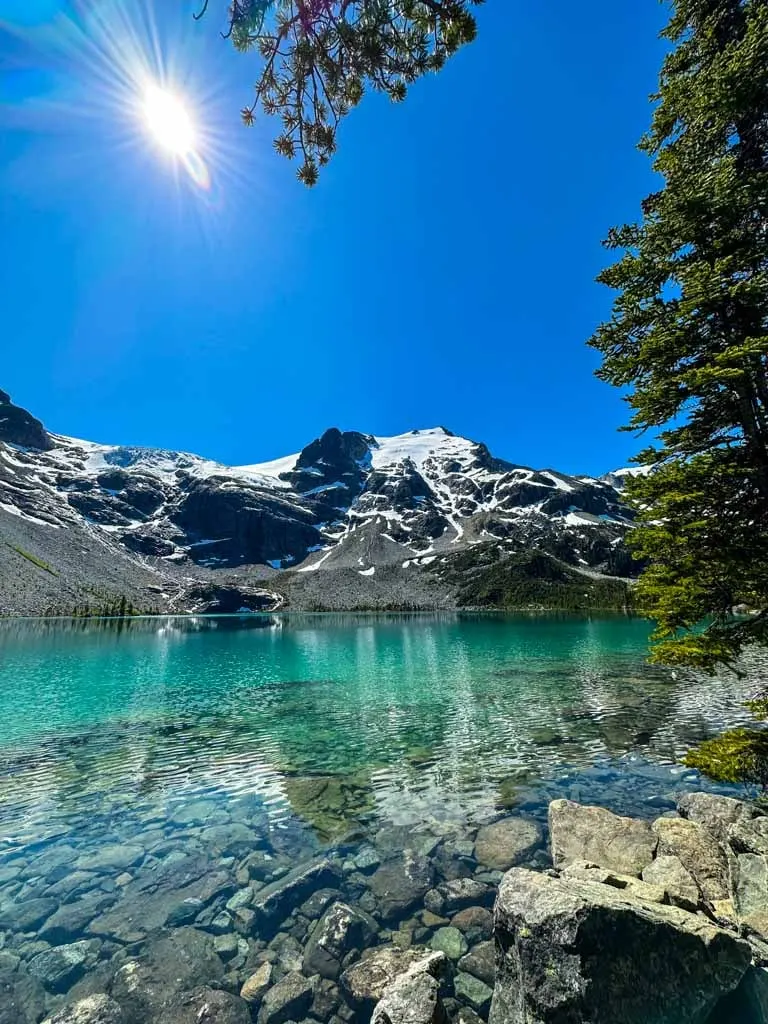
[0,1,668,475]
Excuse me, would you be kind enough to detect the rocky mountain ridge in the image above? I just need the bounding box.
[0,389,638,615]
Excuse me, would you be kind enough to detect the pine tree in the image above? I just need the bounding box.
[197,0,481,184]
[590,0,768,669]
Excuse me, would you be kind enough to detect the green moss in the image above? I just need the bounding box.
[684,727,768,791]
[6,543,58,576]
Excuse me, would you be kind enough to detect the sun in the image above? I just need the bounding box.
[142,85,195,156]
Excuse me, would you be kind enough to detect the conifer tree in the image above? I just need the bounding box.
[198,1,481,183]
[590,0,768,669]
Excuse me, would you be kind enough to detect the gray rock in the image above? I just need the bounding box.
[371,970,445,1024]
[453,972,492,1015]
[729,815,768,857]
[75,846,144,873]
[214,933,240,961]
[561,860,667,903]
[40,995,124,1024]
[28,941,92,993]
[370,854,435,922]
[548,800,656,876]
[0,962,47,1024]
[642,854,701,911]
[677,792,750,843]
[40,894,116,944]
[164,898,205,927]
[241,962,272,1005]
[341,947,446,1007]
[258,971,316,1024]
[0,897,57,932]
[732,853,768,942]
[429,928,468,961]
[303,902,378,980]
[652,816,730,902]
[473,818,542,872]
[353,846,382,873]
[310,978,341,1022]
[489,867,751,1024]
[457,941,494,987]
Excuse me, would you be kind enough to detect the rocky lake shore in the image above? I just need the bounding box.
[1,787,767,1024]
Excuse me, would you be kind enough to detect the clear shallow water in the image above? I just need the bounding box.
[0,613,757,1022]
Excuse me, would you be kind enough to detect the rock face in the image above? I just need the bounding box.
[0,388,636,615]
[0,390,52,450]
[490,867,752,1024]
[548,799,657,876]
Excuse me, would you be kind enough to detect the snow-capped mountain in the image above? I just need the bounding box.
[0,389,637,614]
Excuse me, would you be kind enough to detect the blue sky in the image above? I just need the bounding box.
[0,1,668,476]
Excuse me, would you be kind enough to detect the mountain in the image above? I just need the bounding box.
[0,389,638,615]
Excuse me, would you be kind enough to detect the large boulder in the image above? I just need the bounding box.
[341,947,445,1008]
[369,853,434,922]
[160,987,251,1024]
[473,818,542,872]
[302,901,378,980]
[371,970,445,1024]
[490,867,751,1024]
[642,854,701,911]
[652,817,730,903]
[731,853,768,943]
[548,800,656,876]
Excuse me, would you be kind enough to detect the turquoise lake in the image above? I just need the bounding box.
[0,613,757,1022]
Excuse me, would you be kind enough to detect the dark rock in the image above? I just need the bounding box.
[252,860,341,935]
[310,978,341,1022]
[303,902,378,980]
[490,867,751,1024]
[257,971,317,1024]
[28,940,92,993]
[40,894,116,944]
[453,973,492,1016]
[0,897,57,932]
[0,962,47,1024]
[457,942,494,987]
[548,800,656,876]
[110,927,224,1023]
[370,855,434,922]
[435,880,492,916]
[0,391,53,450]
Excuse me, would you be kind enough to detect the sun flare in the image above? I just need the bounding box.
[142,85,195,155]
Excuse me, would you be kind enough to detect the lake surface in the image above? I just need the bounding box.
[0,613,756,1022]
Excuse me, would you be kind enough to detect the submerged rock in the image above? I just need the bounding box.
[429,927,468,961]
[473,818,542,872]
[28,940,92,993]
[369,854,434,922]
[548,799,657,876]
[371,970,445,1024]
[490,867,751,1024]
[257,970,317,1024]
[303,901,378,980]
[40,995,124,1024]
[252,859,342,932]
[163,987,251,1024]
[240,962,272,1005]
